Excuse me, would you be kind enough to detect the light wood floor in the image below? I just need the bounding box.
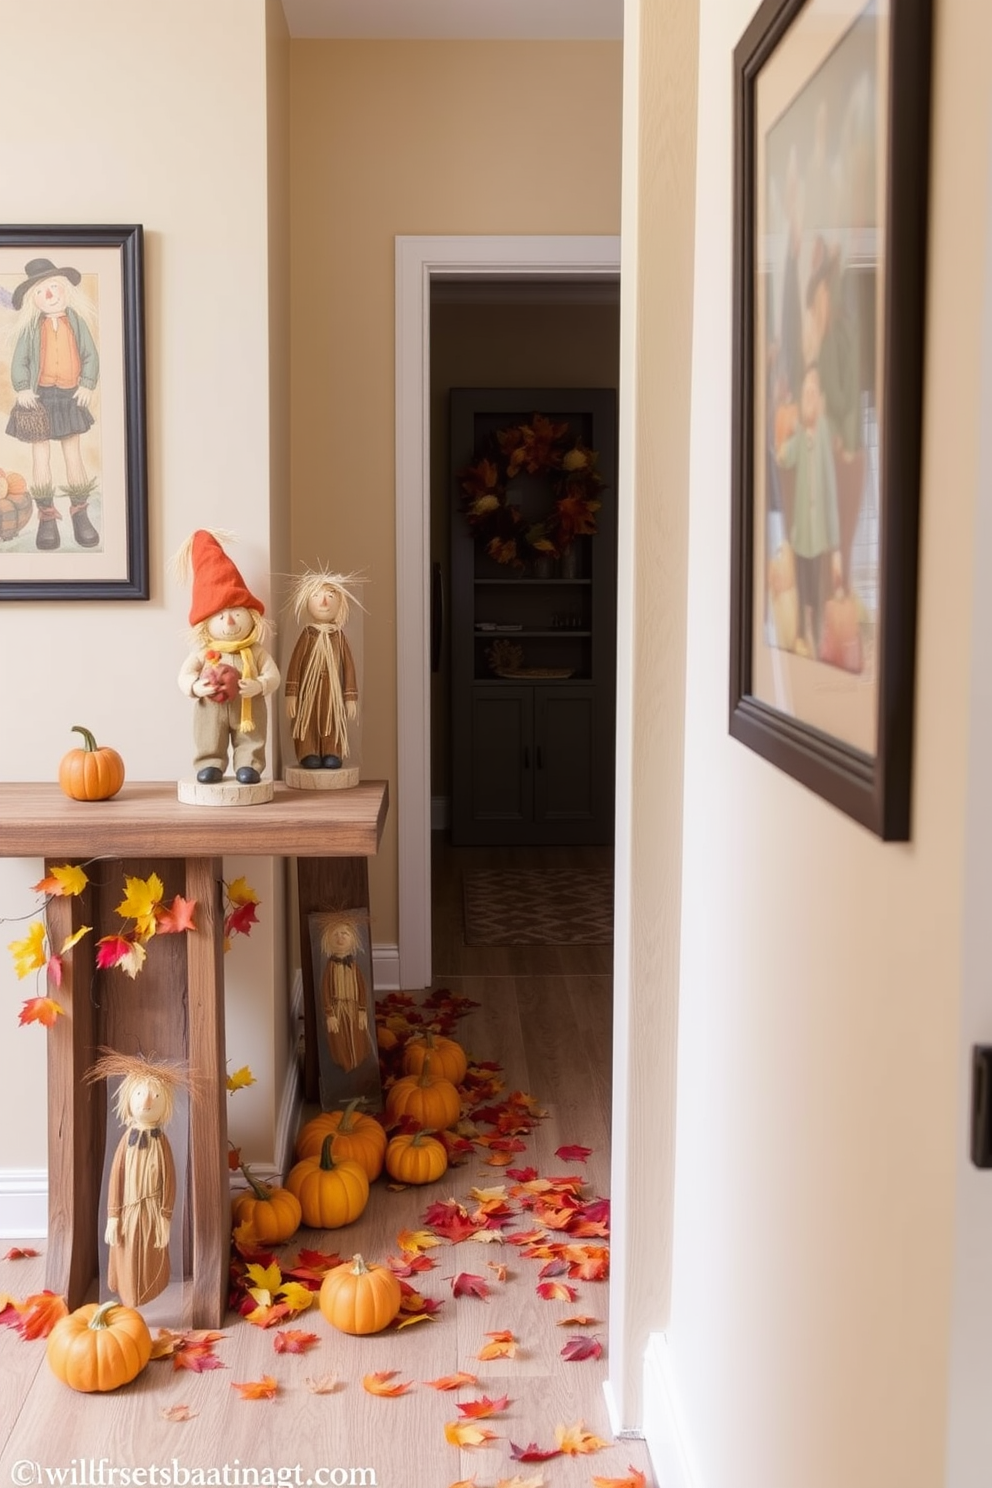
[0,836,650,1488]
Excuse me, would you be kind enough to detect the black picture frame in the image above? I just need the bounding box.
[729,0,932,839]
[0,224,148,600]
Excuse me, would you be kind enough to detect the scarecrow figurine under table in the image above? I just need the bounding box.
[86,1051,189,1310]
[175,529,280,786]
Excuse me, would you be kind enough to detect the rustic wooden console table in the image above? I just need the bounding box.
[0,779,388,1326]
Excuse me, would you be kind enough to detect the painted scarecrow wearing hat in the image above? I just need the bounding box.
[4,257,101,551]
[176,530,281,785]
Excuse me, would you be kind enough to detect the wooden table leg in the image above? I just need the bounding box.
[185,856,228,1327]
[297,856,371,1103]
[45,868,102,1308]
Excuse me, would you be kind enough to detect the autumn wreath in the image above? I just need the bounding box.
[459,413,604,567]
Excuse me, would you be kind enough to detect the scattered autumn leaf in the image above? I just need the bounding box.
[17,1291,68,1339]
[451,1272,490,1301]
[509,1442,561,1463]
[424,1371,479,1391]
[227,1064,256,1094]
[304,1373,342,1394]
[363,1370,414,1397]
[555,1144,592,1163]
[2,1247,40,1260]
[160,1405,198,1423]
[457,1394,510,1419]
[591,1469,647,1488]
[397,1227,442,1255]
[477,1328,518,1361]
[558,1314,600,1327]
[232,1375,278,1400]
[443,1421,498,1448]
[273,1329,318,1354]
[496,1476,546,1488]
[487,1261,509,1282]
[537,1280,578,1303]
[554,1421,608,1456]
[560,1333,603,1362]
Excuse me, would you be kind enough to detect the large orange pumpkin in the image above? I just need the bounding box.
[401,1029,467,1086]
[46,1299,151,1392]
[295,1098,386,1181]
[231,1161,302,1244]
[285,1135,369,1228]
[319,1253,401,1335]
[385,1055,461,1131]
[58,726,125,802]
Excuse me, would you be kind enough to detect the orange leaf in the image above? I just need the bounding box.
[554,1421,608,1456]
[155,895,198,934]
[591,1469,647,1488]
[558,1314,600,1327]
[536,1280,578,1303]
[487,1261,509,1282]
[17,1291,68,1339]
[423,1371,479,1391]
[443,1421,498,1447]
[232,1375,279,1400]
[2,1247,39,1260]
[457,1393,510,1419]
[476,1328,517,1361]
[362,1370,414,1397]
[160,1405,198,1423]
[273,1329,318,1354]
[395,1311,434,1329]
[18,997,65,1028]
[396,1228,441,1255]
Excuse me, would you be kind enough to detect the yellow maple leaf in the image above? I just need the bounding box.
[477,1329,517,1361]
[397,1227,442,1255]
[116,872,164,939]
[275,1281,315,1314]
[443,1421,497,1448]
[226,1065,257,1094]
[244,1261,282,1301]
[554,1421,608,1456]
[468,1184,508,1202]
[59,925,91,954]
[226,876,260,906]
[8,922,47,979]
[395,1311,434,1330]
[33,863,89,897]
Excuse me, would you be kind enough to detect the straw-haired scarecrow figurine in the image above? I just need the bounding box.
[284,567,361,770]
[86,1051,191,1310]
[175,530,280,785]
[318,911,373,1073]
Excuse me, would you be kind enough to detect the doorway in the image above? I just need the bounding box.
[394,235,622,990]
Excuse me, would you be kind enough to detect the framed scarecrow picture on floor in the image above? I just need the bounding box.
[0,225,148,600]
[308,908,382,1113]
[728,0,932,839]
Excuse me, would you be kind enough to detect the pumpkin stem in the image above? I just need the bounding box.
[238,1159,272,1202]
[70,725,99,753]
[349,1253,370,1275]
[337,1096,366,1134]
[88,1299,121,1330]
[418,1053,435,1087]
[319,1133,340,1170]
[411,1128,436,1146]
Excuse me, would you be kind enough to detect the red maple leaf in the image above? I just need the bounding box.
[450,1272,490,1301]
[225,902,258,938]
[560,1333,604,1361]
[95,935,134,969]
[555,1143,592,1163]
[155,895,198,934]
[509,1441,562,1463]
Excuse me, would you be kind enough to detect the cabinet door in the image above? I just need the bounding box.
[464,686,533,839]
[534,685,602,832]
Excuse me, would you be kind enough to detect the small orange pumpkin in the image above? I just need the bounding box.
[231,1160,302,1244]
[46,1299,151,1392]
[401,1029,468,1086]
[385,1054,461,1131]
[58,725,125,802]
[319,1253,402,1335]
[285,1134,369,1228]
[385,1128,449,1185]
[295,1099,386,1180]
[376,1024,398,1052]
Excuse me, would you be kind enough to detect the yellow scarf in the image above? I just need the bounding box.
[209,625,260,733]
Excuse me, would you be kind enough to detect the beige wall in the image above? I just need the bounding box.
[623,0,992,1481]
[289,41,623,943]
[428,293,621,796]
[0,0,288,1180]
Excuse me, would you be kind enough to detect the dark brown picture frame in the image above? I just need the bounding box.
[0,224,148,600]
[729,0,932,839]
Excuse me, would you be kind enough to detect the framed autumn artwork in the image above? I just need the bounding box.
[0,225,148,600]
[729,0,932,838]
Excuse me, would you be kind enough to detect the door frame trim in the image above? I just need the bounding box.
[394,234,622,987]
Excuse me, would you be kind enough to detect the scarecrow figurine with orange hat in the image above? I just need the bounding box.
[4,257,101,551]
[175,530,280,786]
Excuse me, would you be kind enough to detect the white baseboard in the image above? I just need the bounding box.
[431,795,450,831]
[373,942,401,991]
[642,1333,700,1488]
[0,1169,48,1238]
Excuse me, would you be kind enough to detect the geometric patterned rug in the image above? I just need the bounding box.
[462,868,614,946]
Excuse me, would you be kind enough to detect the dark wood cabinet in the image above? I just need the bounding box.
[449,388,617,845]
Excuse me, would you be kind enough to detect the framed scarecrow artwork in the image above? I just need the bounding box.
[728,0,932,839]
[307,908,382,1113]
[0,225,148,600]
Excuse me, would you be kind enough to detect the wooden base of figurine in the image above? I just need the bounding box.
[177,778,274,807]
[285,765,360,791]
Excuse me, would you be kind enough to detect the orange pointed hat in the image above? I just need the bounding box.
[187,530,264,625]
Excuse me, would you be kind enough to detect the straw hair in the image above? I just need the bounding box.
[285,567,366,627]
[85,1048,193,1126]
[317,910,368,958]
